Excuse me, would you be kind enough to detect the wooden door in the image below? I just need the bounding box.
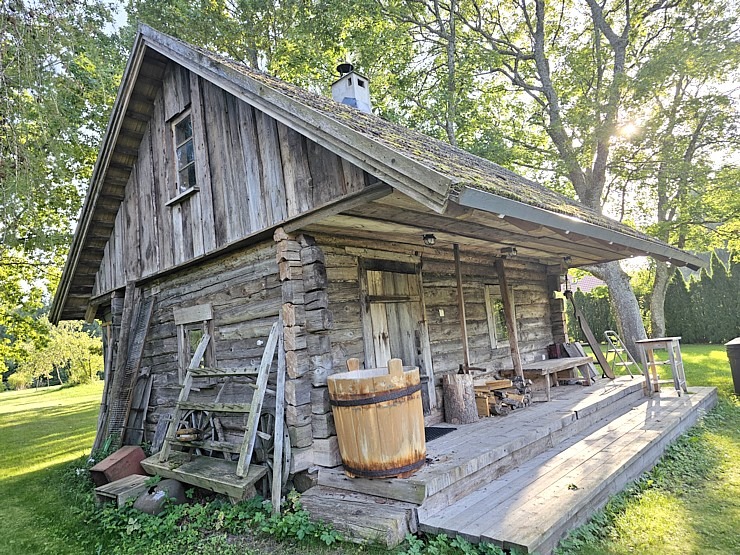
[360,260,436,410]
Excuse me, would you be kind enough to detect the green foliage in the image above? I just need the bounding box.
[10,320,102,388]
[664,269,697,342]
[398,533,505,555]
[665,256,740,344]
[0,1,124,369]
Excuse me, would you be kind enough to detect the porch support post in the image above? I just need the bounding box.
[454,243,470,369]
[494,258,523,379]
[547,266,568,345]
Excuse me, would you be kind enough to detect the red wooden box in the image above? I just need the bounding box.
[90,446,147,486]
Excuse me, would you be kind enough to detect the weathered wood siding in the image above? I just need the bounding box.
[318,235,554,382]
[92,61,369,296]
[137,241,281,441]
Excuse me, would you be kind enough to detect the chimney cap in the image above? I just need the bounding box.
[336,62,354,76]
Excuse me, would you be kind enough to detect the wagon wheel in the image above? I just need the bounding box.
[251,408,292,499]
[176,410,216,456]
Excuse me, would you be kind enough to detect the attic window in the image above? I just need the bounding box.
[358,79,365,88]
[173,111,196,193]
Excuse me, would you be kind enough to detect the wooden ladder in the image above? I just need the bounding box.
[604,330,638,378]
[143,321,281,501]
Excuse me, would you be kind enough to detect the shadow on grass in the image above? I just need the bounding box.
[0,461,100,555]
[0,388,102,555]
[0,400,101,430]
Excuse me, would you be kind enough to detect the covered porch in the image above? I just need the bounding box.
[301,376,717,552]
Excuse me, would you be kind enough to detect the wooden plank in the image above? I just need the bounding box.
[277,122,312,218]
[300,486,416,548]
[237,321,279,477]
[137,127,160,277]
[495,259,523,378]
[454,244,470,368]
[189,74,216,252]
[202,81,231,245]
[341,158,366,195]
[173,303,213,325]
[272,329,287,515]
[188,366,259,378]
[113,207,125,289]
[167,438,241,452]
[565,290,614,379]
[121,366,152,445]
[238,103,265,232]
[223,92,250,239]
[141,451,266,500]
[256,110,287,225]
[150,91,175,270]
[318,466,427,505]
[177,401,253,413]
[306,139,346,206]
[163,63,191,121]
[171,202,186,265]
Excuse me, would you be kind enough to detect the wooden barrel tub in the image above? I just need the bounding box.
[327,358,426,479]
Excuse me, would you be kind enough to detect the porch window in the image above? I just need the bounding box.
[173,111,196,193]
[485,284,511,349]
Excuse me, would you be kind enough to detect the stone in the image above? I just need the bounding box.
[292,469,318,493]
[133,479,187,515]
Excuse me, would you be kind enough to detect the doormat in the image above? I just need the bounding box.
[425,426,457,442]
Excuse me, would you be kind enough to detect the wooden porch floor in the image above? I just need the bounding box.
[419,385,716,554]
[302,378,717,552]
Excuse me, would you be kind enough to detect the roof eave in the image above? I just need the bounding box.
[50,30,150,325]
[137,25,454,213]
[456,186,704,270]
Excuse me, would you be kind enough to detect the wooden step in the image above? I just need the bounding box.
[418,386,717,554]
[300,486,418,548]
[189,367,259,378]
[141,451,266,500]
[94,473,150,507]
[166,438,241,453]
[177,401,252,413]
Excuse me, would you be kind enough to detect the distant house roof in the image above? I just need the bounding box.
[50,26,703,323]
[567,274,607,294]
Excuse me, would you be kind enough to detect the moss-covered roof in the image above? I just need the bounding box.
[176,36,652,240]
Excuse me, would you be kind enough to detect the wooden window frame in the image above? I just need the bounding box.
[485,284,513,350]
[173,303,215,384]
[171,109,199,199]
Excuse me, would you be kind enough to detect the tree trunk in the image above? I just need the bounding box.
[650,262,671,339]
[591,261,646,359]
[442,373,478,424]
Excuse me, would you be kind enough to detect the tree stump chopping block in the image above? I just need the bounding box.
[442,374,478,424]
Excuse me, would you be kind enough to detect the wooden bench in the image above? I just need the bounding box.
[502,357,594,401]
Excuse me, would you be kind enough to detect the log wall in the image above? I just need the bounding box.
[136,241,282,444]
[317,235,554,405]
[92,61,369,297]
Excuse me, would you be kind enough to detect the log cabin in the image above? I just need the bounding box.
[51,26,712,552]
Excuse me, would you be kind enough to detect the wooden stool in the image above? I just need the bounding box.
[635,337,688,396]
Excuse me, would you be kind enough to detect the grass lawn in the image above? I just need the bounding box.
[557,344,740,555]
[0,382,104,555]
[0,345,737,555]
